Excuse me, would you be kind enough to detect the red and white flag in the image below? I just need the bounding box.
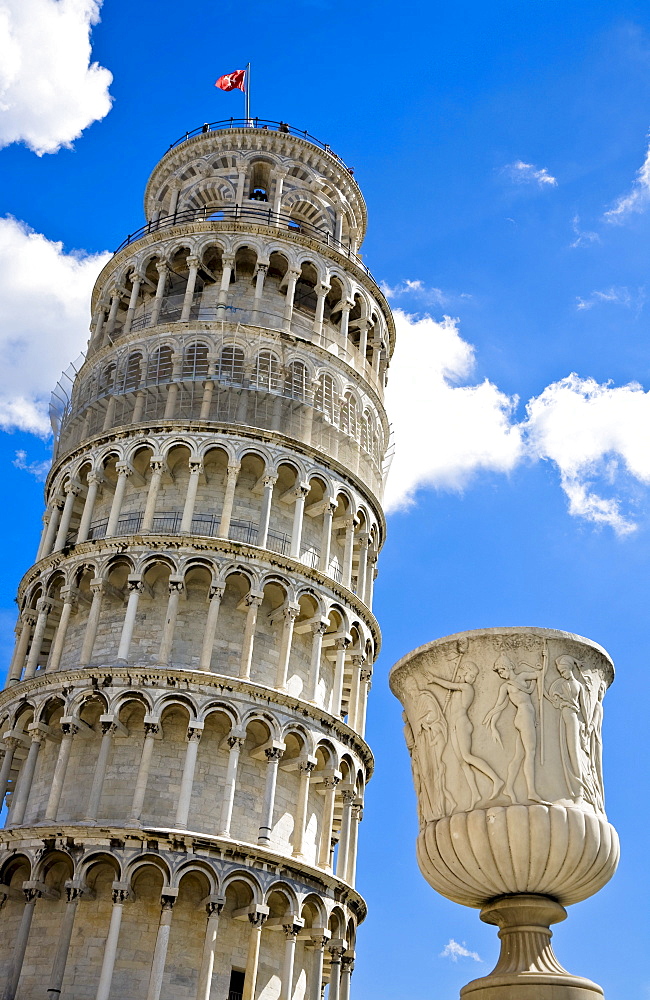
[215,69,246,93]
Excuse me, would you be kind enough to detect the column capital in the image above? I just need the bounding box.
[255,262,269,276]
[263,474,278,488]
[89,579,105,595]
[22,609,38,626]
[35,597,54,615]
[156,260,170,276]
[87,471,104,487]
[341,788,356,805]
[293,482,310,500]
[189,459,204,474]
[64,481,82,497]
[101,720,118,737]
[128,269,145,284]
[265,745,285,763]
[322,774,341,790]
[316,282,331,296]
[187,725,203,743]
[245,590,264,609]
[334,635,352,651]
[209,584,225,601]
[168,577,185,594]
[310,930,331,950]
[111,885,131,905]
[65,884,85,903]
[22,883,44,904]
[298,757,317,776]
[60,586,77,605]
[283,918,304,938]
[160,890,178,910]
[222,252,236,267]
[115,462,132,478]
[328,943,345,960]
[341,955,355,974]
[186,255,200,269]
[150,456,165,472]
[227,462,241,477]
[248,908,268,928]
[227,734,245,751]
[144,722,161,737]
[286,267,301,281]
[283,604,300,624]
[360,668,373,684]
[60,721,79,737]
[311,619,329,637]
[206,895,225,916]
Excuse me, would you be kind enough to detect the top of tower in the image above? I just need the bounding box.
[143,119,368,244]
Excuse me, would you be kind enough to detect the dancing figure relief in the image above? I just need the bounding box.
[483,651,545,804]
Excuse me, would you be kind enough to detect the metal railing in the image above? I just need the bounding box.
[112,203,373,281]
[166,119,353,172]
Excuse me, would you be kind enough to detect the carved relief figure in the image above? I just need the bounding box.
[429,662,504,808]
[587,678,606,811]
[484,651,544,803]
[547,656,605,811]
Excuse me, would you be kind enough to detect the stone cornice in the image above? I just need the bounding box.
[0,665,375,776]
[0,823,368,921]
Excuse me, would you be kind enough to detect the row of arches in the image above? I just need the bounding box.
[90,238,392,384]
[40,435,382,604]
[10,551,375,733]
[0,847,357,1000]
[1,690,366,880]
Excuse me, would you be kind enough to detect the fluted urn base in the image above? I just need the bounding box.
[461,895,604,1000]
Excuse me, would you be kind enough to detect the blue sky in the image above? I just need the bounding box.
[1,0,649,996]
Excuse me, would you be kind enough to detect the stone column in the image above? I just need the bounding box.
[196,899,224,1000]
[358,669,372,738]
[292,759,316,859]
[275,604,300,690]
[199,585,224,671]
[10,728,46,825]
[23,598,53,679]
[217,254,235,310]
[44,721,78,821]
[158,577,184,665]
[365,554,377,608]
[258,745,284,844]
[133,390,146,422]
[239,592,263,679]
[282,269,300,332]
[141,458,164,532]
[47,884,82,999]
[7,611,35,684]
[41,499,63,558]
[150,262,169,326]
[242,912,266,1000]
[54,482,80,551]
[313,283,330,340]
[85,719,118,822]
[104,288,122,342]
[318,775,340,868]
[335,789,355,881]
[36,511,51,561]
[106,464,131,536]
[280,922,302,1000]
[181,256,200,322]
[347,801,363,885]
[95,886,129,1000]
[180,459,203,533]
[357,320,369,361]
[271,169,286,219]
[318,500,337,574]
[331,636,350,717]
[163,357,181,418]
[328,944,345,1000]
[290,483,309,559]
[252,262,268,321]
[117,576,143,662]
[175,725,202,828]
[146,892,178,1000]
[257,475,277,549]
[76,473,102,543]
[128,721,160,823]
[123,271,143,335]
[102,395,116,432]
[347,656,364,731]
[218,463,240,538]
[339,954,355,1000]
[339,302,351,346]
[356,533,370,599]
[3,884,42,1000]
[80,580,104,666]
[341,518,357,590]
[309,933,330,1000]
[168,183,181,217]
[42,599,73,677]
[235,162,247,205]
[219,734,244,837]
[308,621,328,703]
[0,736,22,805]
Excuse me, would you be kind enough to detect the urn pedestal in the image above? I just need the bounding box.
[390,627,619,1000]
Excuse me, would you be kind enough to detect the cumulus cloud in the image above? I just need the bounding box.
[523,375,650,536]
[605,141,650,222]
[0,216,109,435]
[0,0,113,155]
[383,310,523,512]
[503,160,557,187]
[440,940,482,963]
[382,297,650,534]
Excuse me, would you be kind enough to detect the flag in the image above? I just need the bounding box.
[215,70,246,93]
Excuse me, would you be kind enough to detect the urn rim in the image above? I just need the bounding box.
[389,626,614,693]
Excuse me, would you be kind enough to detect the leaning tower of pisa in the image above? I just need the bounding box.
[0,120,394,1000]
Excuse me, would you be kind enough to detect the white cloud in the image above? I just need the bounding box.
[523,374,650,536]
[0,0,113,155]
[0,216,110,435]
[440,939,482,963]
[503,160,557,187]
[383,310,523,512]
[605,141,650,222]
[570,215,600,249]
[13,449,50,480]
[575,286,643,312]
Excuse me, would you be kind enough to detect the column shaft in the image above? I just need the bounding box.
[258,749,283,844]
[308,624,326,702]
[239,595,262,679]
[106,468,130,537]
[23,601,51,680]
[146,899,175,1000]
[318,503,335,573]
[280,930,298,1000]
[11,734,43,825]
[219,737,243,837]
[181,258,200,322]
[47,890,80,998]
[292,761,315,859]
[242,918,264,1000]
[199,587,224,670]
[318,778,339,868]
[7,615,33,684]
[95,893,126,1000]
[158,582,182,665]
[80,583,104,666]
[290,487,307,559]
[218,464,240,538]
[47,595,74,672]
[197,905,222,1000]
[117,582,142,662]
[142,461,164,532]
[175,728,201,827]
[85,724,115,822]
[257,476,276,549]
[3,890,39,1000]
[275,606,298,690]
[45,727,76,821]
[180,462,202,533]
[129,724,159,822]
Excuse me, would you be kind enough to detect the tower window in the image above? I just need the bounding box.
[229,969,245,1000]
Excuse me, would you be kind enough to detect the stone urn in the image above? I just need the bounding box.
[389,627,619,1000]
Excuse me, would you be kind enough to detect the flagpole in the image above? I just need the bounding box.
[245,62,251,123]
